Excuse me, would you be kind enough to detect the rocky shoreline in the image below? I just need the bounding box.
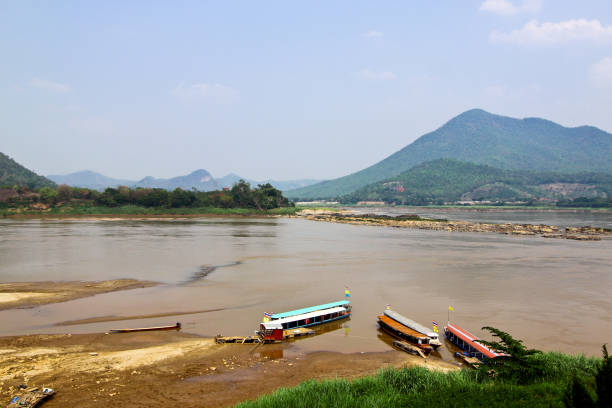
[293,210,611,241]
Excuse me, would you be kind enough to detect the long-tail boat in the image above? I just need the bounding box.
[384,309,442,349]
[377,313,434,353]
[258,300,351,342]
[109,322,181,333]
[444,322,502,361]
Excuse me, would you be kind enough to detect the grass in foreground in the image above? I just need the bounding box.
[236,352,603,408]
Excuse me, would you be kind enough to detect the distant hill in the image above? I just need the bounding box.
[133,169,219,191]
[47,169,322,192]
[262,179,322,191]
[0,152,56,189]
[47,171,136,191]
[341,159,612,205]
[287,109,612,199]
[213,174,321,191]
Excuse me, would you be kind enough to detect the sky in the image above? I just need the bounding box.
[1,1,612,181]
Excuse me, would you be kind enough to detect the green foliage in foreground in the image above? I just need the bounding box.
[237,338,610,408]
[236,364,569,408]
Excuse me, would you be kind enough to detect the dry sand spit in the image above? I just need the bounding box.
[0,280,158,311]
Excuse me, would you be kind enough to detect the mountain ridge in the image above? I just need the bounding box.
[1,152,56,189]
[47,170,136,191]
[286,109,612,199]
[47,169,322,192]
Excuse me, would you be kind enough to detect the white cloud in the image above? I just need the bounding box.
[589,57,612,88]
[363,30,383,38]
[29,77,71,93]
[479,0,541,16]
[355,69,397,81]
[173,82,239,104]
[490,19,612,45]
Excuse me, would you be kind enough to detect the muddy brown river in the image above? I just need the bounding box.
[0,215,610,360]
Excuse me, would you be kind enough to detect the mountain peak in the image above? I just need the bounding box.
[286,110,612,199]
[189,169,212,176]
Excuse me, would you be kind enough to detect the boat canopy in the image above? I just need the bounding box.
[270,301,350,320]
[384,309,437,338]
[260,322,283,330]
[271,307,348,325]
[445,323,502,359]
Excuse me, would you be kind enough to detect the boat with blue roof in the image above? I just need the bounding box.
[257,300,351,342]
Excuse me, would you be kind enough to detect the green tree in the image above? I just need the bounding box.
[39,187,58,205]
[477,326,544,384]
[139,188,169,207]
[56,184,73,202]
[231,180,254,208]
[169,188,196,208]
[596,344,611,408]
[564,376,596,408]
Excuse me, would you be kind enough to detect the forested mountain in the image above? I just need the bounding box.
[47,171,136,191]
[287,109,612,199]
[341,159,612,205]
[0,152,56,189]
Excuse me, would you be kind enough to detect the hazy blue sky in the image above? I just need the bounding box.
[2,1,612,180]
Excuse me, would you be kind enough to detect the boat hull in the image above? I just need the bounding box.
[110,323,181,333]
[378,317,433,353]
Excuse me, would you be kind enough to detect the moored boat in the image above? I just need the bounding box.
[444,322,502,361]
[377,314,434,353]
[384,309,442,349]
[268,300,350,321]
[257,300,351,342]
[109,322,181,333]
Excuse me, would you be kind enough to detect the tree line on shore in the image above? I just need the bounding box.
[0,180,294,210]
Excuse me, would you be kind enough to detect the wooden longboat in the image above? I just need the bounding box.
[384,309,442,349]
[109,322,181,333]
[377,315,434,353]
[444,323,502,361]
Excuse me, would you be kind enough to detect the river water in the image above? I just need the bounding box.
[0,213,610,360]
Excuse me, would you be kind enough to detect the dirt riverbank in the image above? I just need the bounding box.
[0,332,458,407]
[0,280,158,311]
[293,210,612,240]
